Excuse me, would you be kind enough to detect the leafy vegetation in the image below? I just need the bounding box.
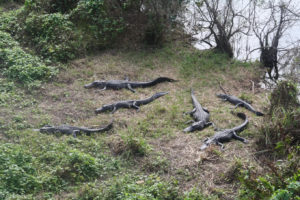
[0,31,57,86]
[24,13,76,62]
[238,81,300,200]
[1,1,298,199]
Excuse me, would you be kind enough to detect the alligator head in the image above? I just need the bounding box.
[200,138,214,150]
[84,81,105,89]
[40,125,55,133]
[216,93,228,99]
[95,104,113,114]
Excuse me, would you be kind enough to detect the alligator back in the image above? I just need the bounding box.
[79,121,113,133]
[218,94,264,116]
[191,89,209,122]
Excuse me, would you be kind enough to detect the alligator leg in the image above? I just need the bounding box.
[203,107,210,113]
[132,101,140,112]
[99,86,107,91]
[233,103,243,109]
[111,106,117,114]
[127,84,136,93]
[210,122,219,131]
[205,122,213,127]
[184,108,196,115]
[72,130,79,138]
[232,131,248,143]
[216,141,224,150]
[185,119,195,124]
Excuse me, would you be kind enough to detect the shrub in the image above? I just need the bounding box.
[70,0,125,50]
[24,13,76,62]
[123,134,150,157]
[0,0,24,4]
[239,167,300,200]
[144,14,165,45]
[24,0,79,13]
[56,150,100,183]
[269,81,299,115]
[0,31,57,85]
[258,81,300,156]
[49,0,79,13]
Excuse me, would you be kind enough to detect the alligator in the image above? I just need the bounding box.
[200,112,249,150]
[216,93,264,116]
[39,121,113,137]
[84,77,177,93]
[95,92,168,114]
[183,89,213,132]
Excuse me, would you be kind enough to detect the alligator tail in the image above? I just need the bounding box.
[100,120,113,131]
[236,112,247,120]
[255,111,264,116]
[142,77,177,87]
[232,112,248,132]
[183,126,193,132]
[152,92,168,99]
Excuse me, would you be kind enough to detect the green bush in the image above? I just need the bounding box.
[258,81,300,156]
[56,150,100,183]
[0,0,24,4]
[0,8,20,35]
[123,134,150,157]
[239,168,300,200]
[144,14,165,45]
[70,0,125,49]
[0,31,57,85]
[24,13,76,62]
[49,0,79,13]
[24,0,78,13]
[269,81,299,115]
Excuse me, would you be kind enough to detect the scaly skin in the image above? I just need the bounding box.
[200,112,249,150]
[183,89,212,132]
[95,92,168,114]
[216,93,264,116]
[84,77,177,93]
[39,121,113,137]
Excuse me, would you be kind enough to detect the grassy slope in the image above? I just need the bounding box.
[0,42,270,199]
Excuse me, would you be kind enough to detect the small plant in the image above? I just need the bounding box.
[56,149,100,183]
[123,134,150,157]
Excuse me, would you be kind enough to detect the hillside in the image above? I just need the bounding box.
[1,1,299,200]
[1,40,272,199]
